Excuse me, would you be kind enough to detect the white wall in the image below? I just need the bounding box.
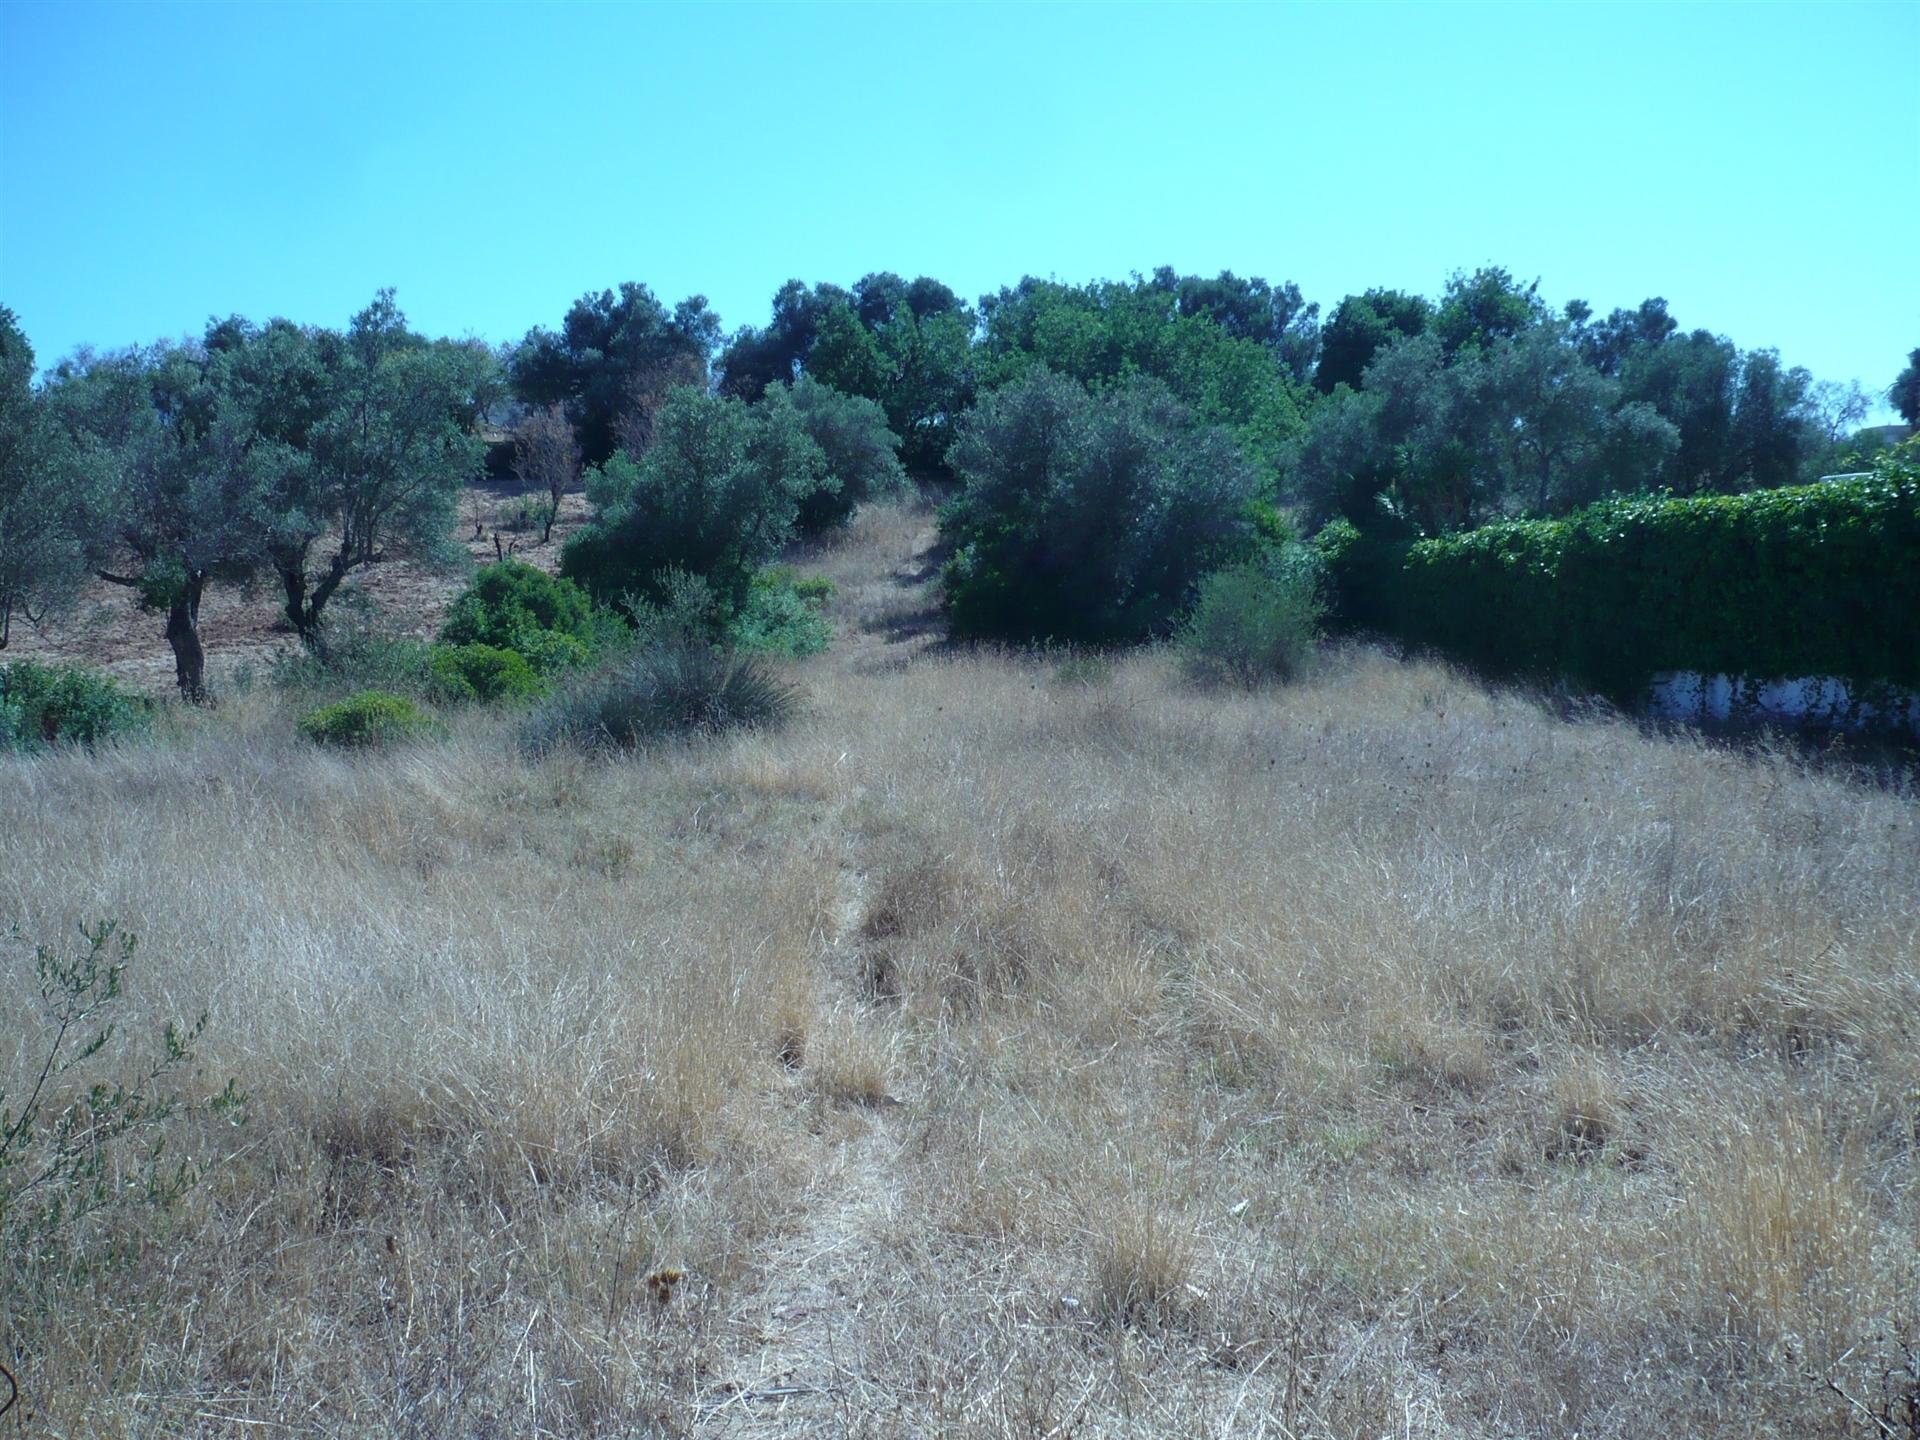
[1646,671,1920,737]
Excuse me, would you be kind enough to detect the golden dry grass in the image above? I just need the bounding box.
[3,496,1917,1436]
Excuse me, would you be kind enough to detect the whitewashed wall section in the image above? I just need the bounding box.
[1646,672,1920,736]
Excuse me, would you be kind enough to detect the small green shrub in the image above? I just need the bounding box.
[428,643,546,705]
[0,661,149,751]
[297,690,437,748]
[522,644,795,755]
[793,574,836,605]
[439,561,604,674]
[734,569,834,657]
[1178,545,1324,688]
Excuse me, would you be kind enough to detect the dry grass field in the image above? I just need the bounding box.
[3,497,1917,1437]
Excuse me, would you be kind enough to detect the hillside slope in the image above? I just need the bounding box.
[3,497,1916,1437]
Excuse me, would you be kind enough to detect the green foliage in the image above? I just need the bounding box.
[1178,545,1324,688]
[1315,288,1432,394]
[0,306,104,649]
[719,276,973,476]
[0,661,150,752]
[427,643,546,704]
[1890,346,1920,428]
[1,922,245,1285]
[942,369,1263,643]
[975,275,1308,478]
[1290,322,1681,533]
[562,387,820,615]
[522,642,796,755]
[439,560,601,674]
[1318,450,1920,697]
[270,599,438,701]
[733,568,834,657]
[297,690,438,747]
[509,282,720,466]
[262,294,495,642]
[1433,266,1545,357]
[785,375,906,534]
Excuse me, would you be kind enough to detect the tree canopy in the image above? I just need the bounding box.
[562,385,823,615]
[510,283,720,466]
[0,308,104,650]
[942,368,1263,643]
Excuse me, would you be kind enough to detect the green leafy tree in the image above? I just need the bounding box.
[1569,297,1678,376]
[1614,327,1739,493]
[510,283,719,465]
[784,376,906,533]
[716,280,854,400]
[806,302,891,401]
[942,369,1261,642]
[266,293,491,645]
[563,386,823,614]
[1433,266,1546,357]
[44,344,275,701]
[1581,306,1830,493]
[1726,348,1817,491]
[1292,323,1678,531]
[1892,347,1920,427]
[742,281,976,477]
[1315,289,1433,394]
[975,275,1306,480]
[852,271,966,330]
[1158,266,1321,384]
[1486,320,1678,513]
[0,310,106,649]
[866,303,976,475]
[1287,384,1395,527]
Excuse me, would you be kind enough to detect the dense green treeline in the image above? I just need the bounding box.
[1,265,1912,704]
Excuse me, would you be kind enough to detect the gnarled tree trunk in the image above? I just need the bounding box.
[275,542,355,651]
[164,569,209,703]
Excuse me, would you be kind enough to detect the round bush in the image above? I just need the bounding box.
[439,561,599,673]
[0,661,149,751]
[428,644,546,705]
[1178,548,1323,688]
[521,643,795,756]
[297,691,437,748]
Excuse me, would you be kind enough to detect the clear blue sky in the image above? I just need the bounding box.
[3,1,1915,412]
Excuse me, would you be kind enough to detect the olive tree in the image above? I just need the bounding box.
[562,385,824,617]
[44,344,274,701]
[941,368,1262,642]
[264,293,492,644]
[0,309,103,649]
